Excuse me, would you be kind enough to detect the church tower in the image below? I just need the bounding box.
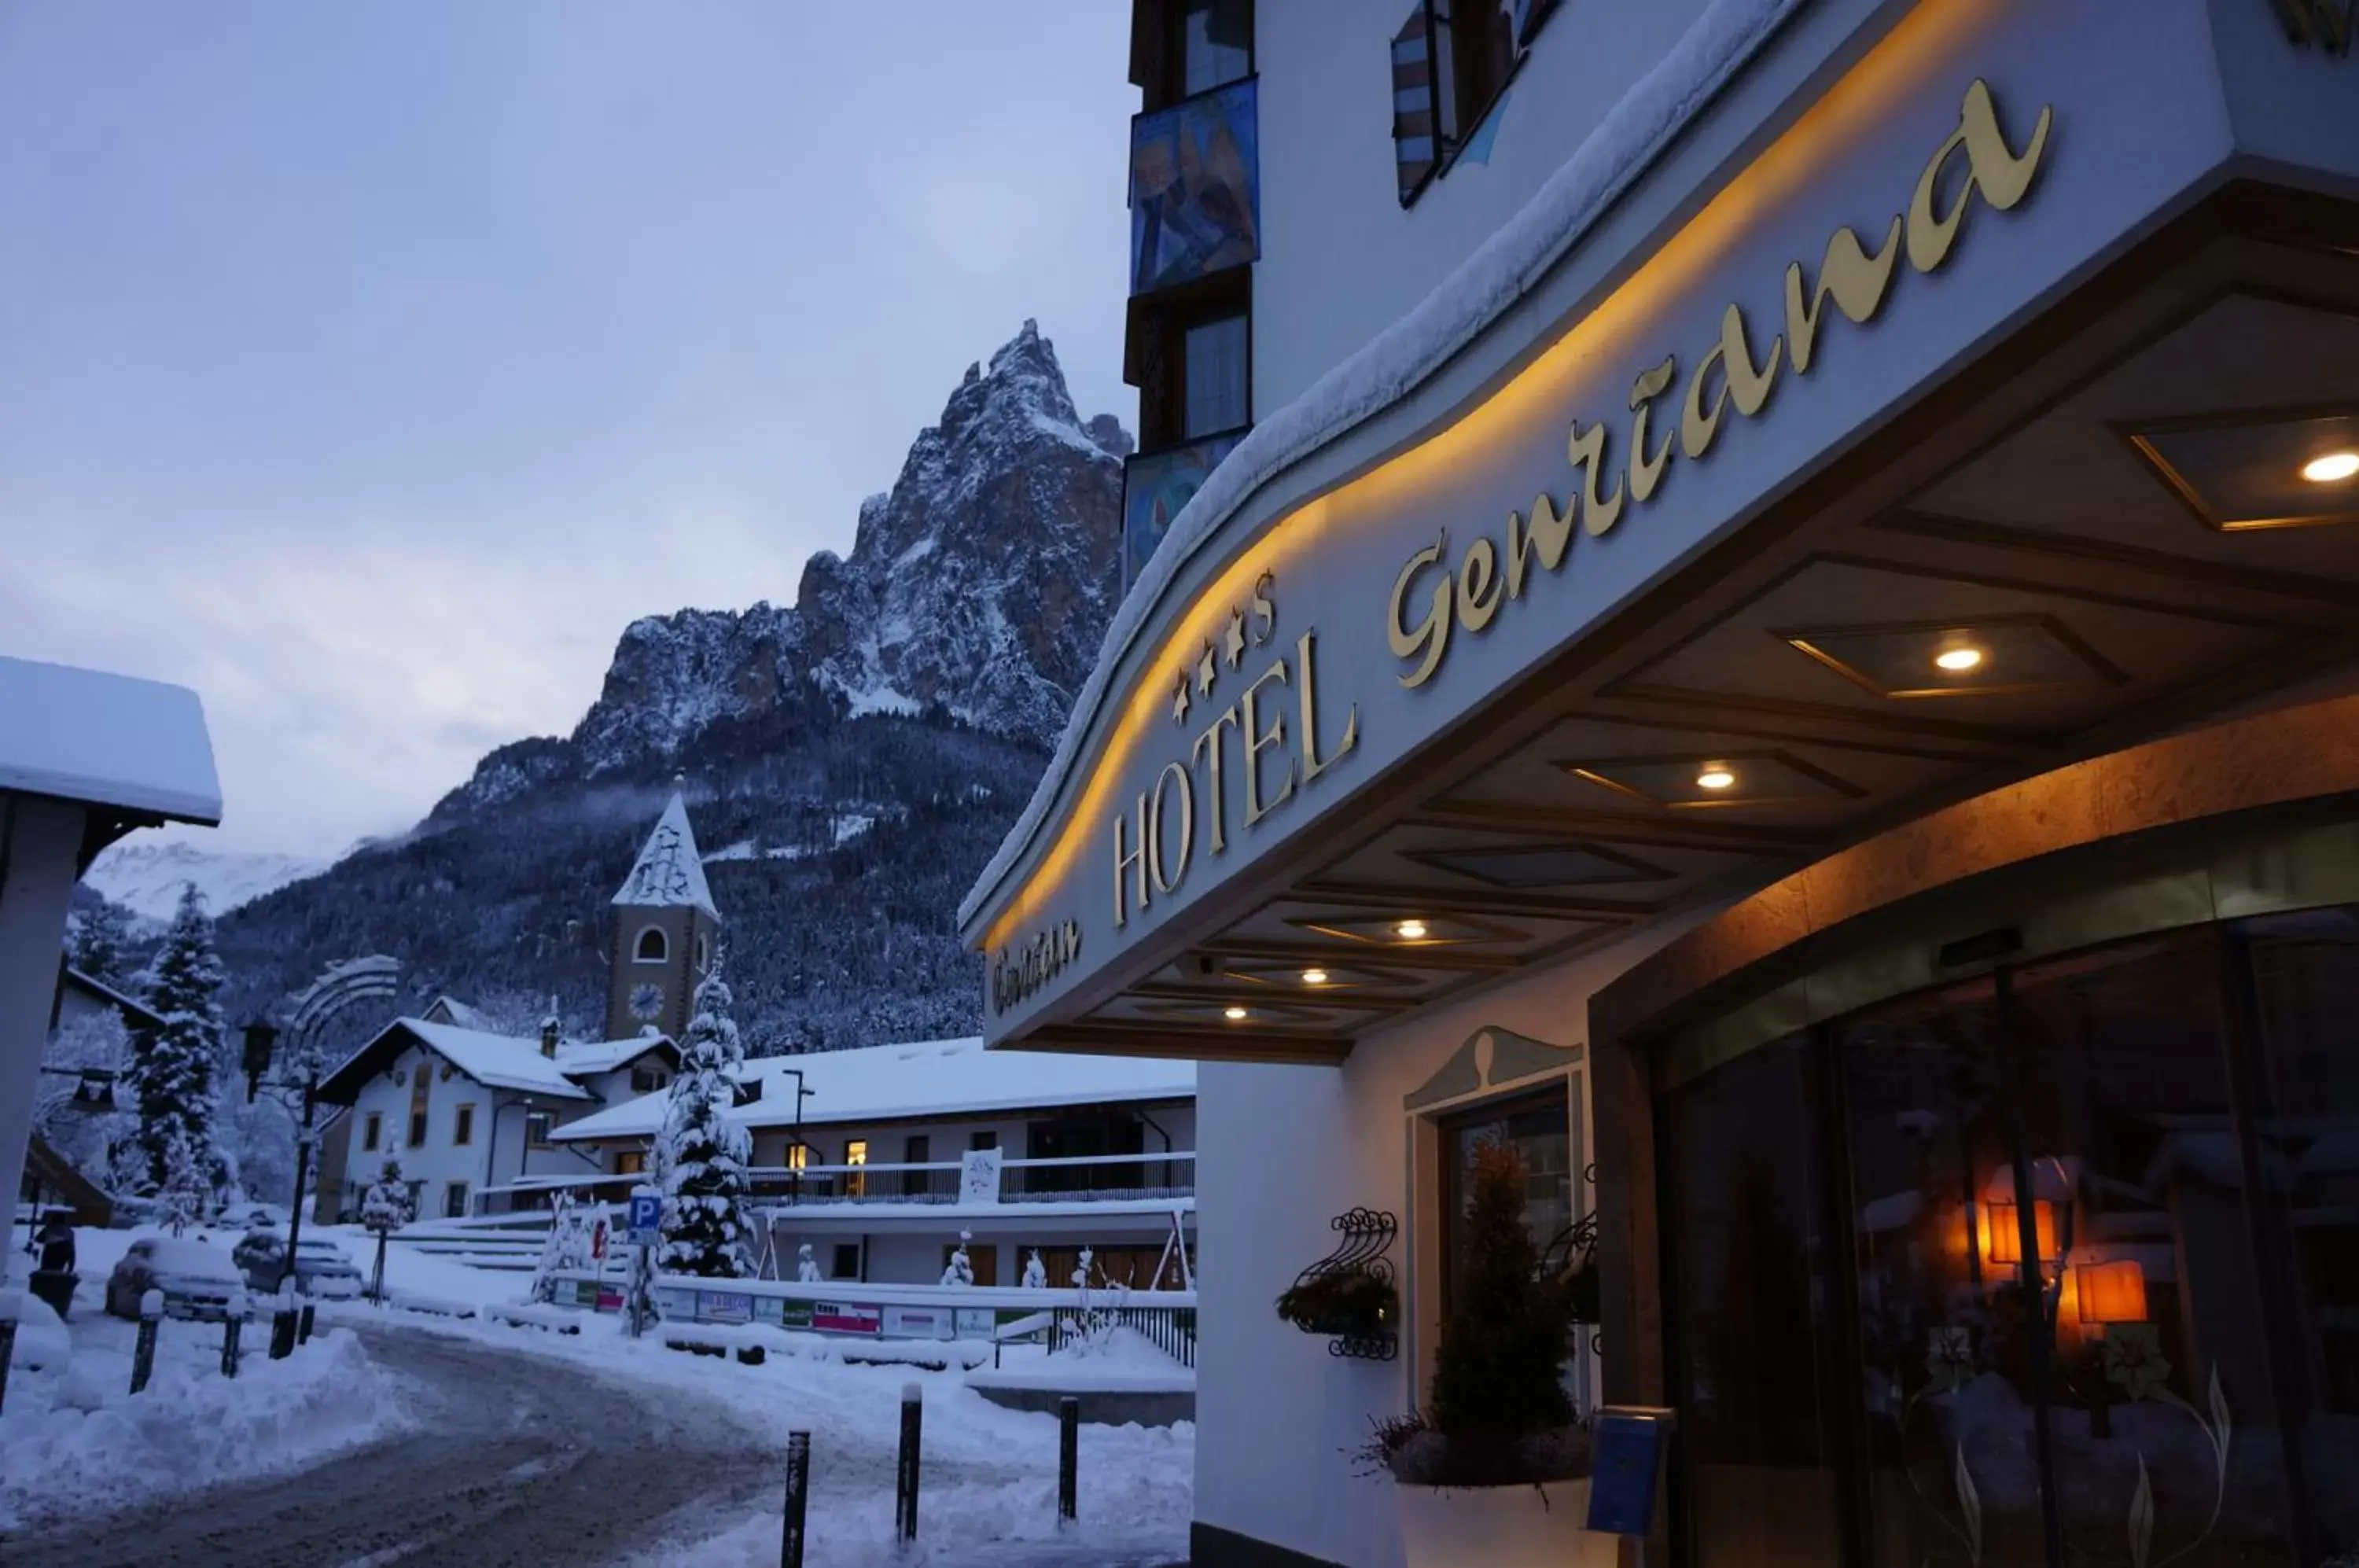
[605,785,723,1043]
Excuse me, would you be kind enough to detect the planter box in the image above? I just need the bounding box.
[1394,1477,1616,1567]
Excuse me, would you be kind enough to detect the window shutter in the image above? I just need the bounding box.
[1391,4,1441,204]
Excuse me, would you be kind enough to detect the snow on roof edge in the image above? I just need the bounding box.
[957,0,1801,931]
[0,655,222,825]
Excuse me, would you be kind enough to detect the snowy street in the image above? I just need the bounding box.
[2,1319,775,1567]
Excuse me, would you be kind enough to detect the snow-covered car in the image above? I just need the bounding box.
[215,1201,291,1231]
[105,1238,244,1321]
[230,1231,366,1299]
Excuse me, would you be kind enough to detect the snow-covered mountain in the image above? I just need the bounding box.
[85,840,329,924]
[215,322,1129,1051]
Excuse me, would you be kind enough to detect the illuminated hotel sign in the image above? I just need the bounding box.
[1386,79,2054,689]
[991,918,1081,1016]
[1113,574,1358,929]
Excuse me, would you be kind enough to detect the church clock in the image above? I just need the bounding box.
[628,981,666,1024]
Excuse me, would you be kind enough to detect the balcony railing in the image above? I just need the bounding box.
[743,1149,1196,1208]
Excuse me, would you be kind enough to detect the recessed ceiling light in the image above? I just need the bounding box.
[1395,919,1429,940]
[2302,451,2359,484]
[1223,1005,1249,1021]
[1935,646,1985,672]
[1695,765,1737,791]
[1301,968,1330,986]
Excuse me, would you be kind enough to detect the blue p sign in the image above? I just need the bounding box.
[627,1194,661,1244]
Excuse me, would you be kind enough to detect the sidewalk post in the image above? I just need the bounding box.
[1058,1396,1080,1526]
[0,1288,19,1414]
[779,1430,810,1568]
[222,1289,248,1378]
[894,1382,922,1544]
[131,1288,162,1393]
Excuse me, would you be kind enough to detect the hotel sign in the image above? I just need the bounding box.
[1385,79,2053,689]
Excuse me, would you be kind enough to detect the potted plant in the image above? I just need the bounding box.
[1276,1268,1397,1338]
[1360,1142,1612,1566]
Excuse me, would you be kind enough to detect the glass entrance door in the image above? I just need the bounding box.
[1665,922,2339,1566]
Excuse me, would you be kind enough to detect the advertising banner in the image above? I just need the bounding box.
[700,1291,753,1325]
[882,1305,953,1341]
[811,1301,882,1336]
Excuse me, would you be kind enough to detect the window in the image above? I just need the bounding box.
[969,1130,999,1153]
[614,1150,646,1176]
[362,1112,381,1153]
[452,1104,475,1147]
[694,933,708,971]
[1183,314,1249,438]
[408,1054,432,1148]
[903,1136,931,1198]
[1175,0,1250,98]
[408,1110,428,1148]
[524,1113,553,1148]
[634,926,668,963]
[406,1180,425,1214]
[1392,0,1529,206]
[831,1242,861,1280]
[845,1139,868,1198]
[631,1066,668,1094]
[786,1142,811,1172]
[1437,1088,1574,1322]
[443,1182,469,1220]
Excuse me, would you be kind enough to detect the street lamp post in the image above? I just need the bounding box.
[241,1020,319,1294]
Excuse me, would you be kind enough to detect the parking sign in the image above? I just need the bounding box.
[627,1193,661,1246]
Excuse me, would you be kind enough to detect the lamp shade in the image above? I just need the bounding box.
[240,1019,280,1082]
[1985,1199,2060,1265]
[2075,1257,2148,1325]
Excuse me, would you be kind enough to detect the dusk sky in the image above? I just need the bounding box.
[0,3,1138,856]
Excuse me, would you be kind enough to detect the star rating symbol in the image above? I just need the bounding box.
[1171,666,1192,724]
[1195,640,1218,697]
[1222,609,1247,669]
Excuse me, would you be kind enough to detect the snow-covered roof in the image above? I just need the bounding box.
[959,0,1801,929]
[554,1034,675,1076]
[421,996,499,1032]
[59,966,165,1031]
[611,791,719,918]
[317,1014,678,1106]
[0,655,222,825]
[552,1035,1194,1143]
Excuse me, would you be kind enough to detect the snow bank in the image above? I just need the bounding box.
[966,1326,1194,1394]
[0,1320,411,1530]
[959,0,1806,927]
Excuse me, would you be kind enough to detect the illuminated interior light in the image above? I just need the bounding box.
[1394,919,1429,941]
[1695,766,1737,791]
[1223,1005,1249,1021]
[2301,451,2359,484]
[1301,968,1330,986]
[1935,646,1985,672]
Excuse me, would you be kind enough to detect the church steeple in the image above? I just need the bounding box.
[604,780,722,1043]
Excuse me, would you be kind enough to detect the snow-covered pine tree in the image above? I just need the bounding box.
[656,956,753,1279]
[69,897,134,985]
[360,1157,415,1302]
[158,1128,206,1235]
[128,884,226,1197]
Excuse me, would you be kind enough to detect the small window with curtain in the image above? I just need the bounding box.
[362,1112,381,1153]
[1175,0,1250,98]
[1183,314,1249,438]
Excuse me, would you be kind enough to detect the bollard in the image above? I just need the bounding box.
[222,1290,248,1379]
[131,1289,163,1394]
[1058,1396,1079,1526]
[0,1288,20,1416]
[298,1301,315,1345]
[894,1382,923,1544]
[779,1430,811,1568]
[270,1283,298,1360]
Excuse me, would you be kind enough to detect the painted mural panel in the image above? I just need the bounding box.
[1129,78,1259,296]
[1124,430,1244,589]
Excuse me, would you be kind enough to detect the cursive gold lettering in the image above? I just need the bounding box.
[1456,536,1503,631]
[1387,536,1454,688]
[1908,78,2052,274]
[1506,493,1575,598]
[1785,218,1901,375]
[1570,421,1625,539]
[1626,356,1679,504]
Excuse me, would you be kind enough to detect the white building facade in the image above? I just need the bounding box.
[972,4,2359,1566]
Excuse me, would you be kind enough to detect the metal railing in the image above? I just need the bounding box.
[1044,1305,1197,1368]
[742,1150,1196,1207]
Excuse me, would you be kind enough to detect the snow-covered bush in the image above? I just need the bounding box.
[940,1230,976,1287]
[1021,1249,1047,1290]
[359,1159,414,1235]
[656,959,753,1279]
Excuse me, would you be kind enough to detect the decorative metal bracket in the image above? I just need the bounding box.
[1279,1207,1399,1362]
